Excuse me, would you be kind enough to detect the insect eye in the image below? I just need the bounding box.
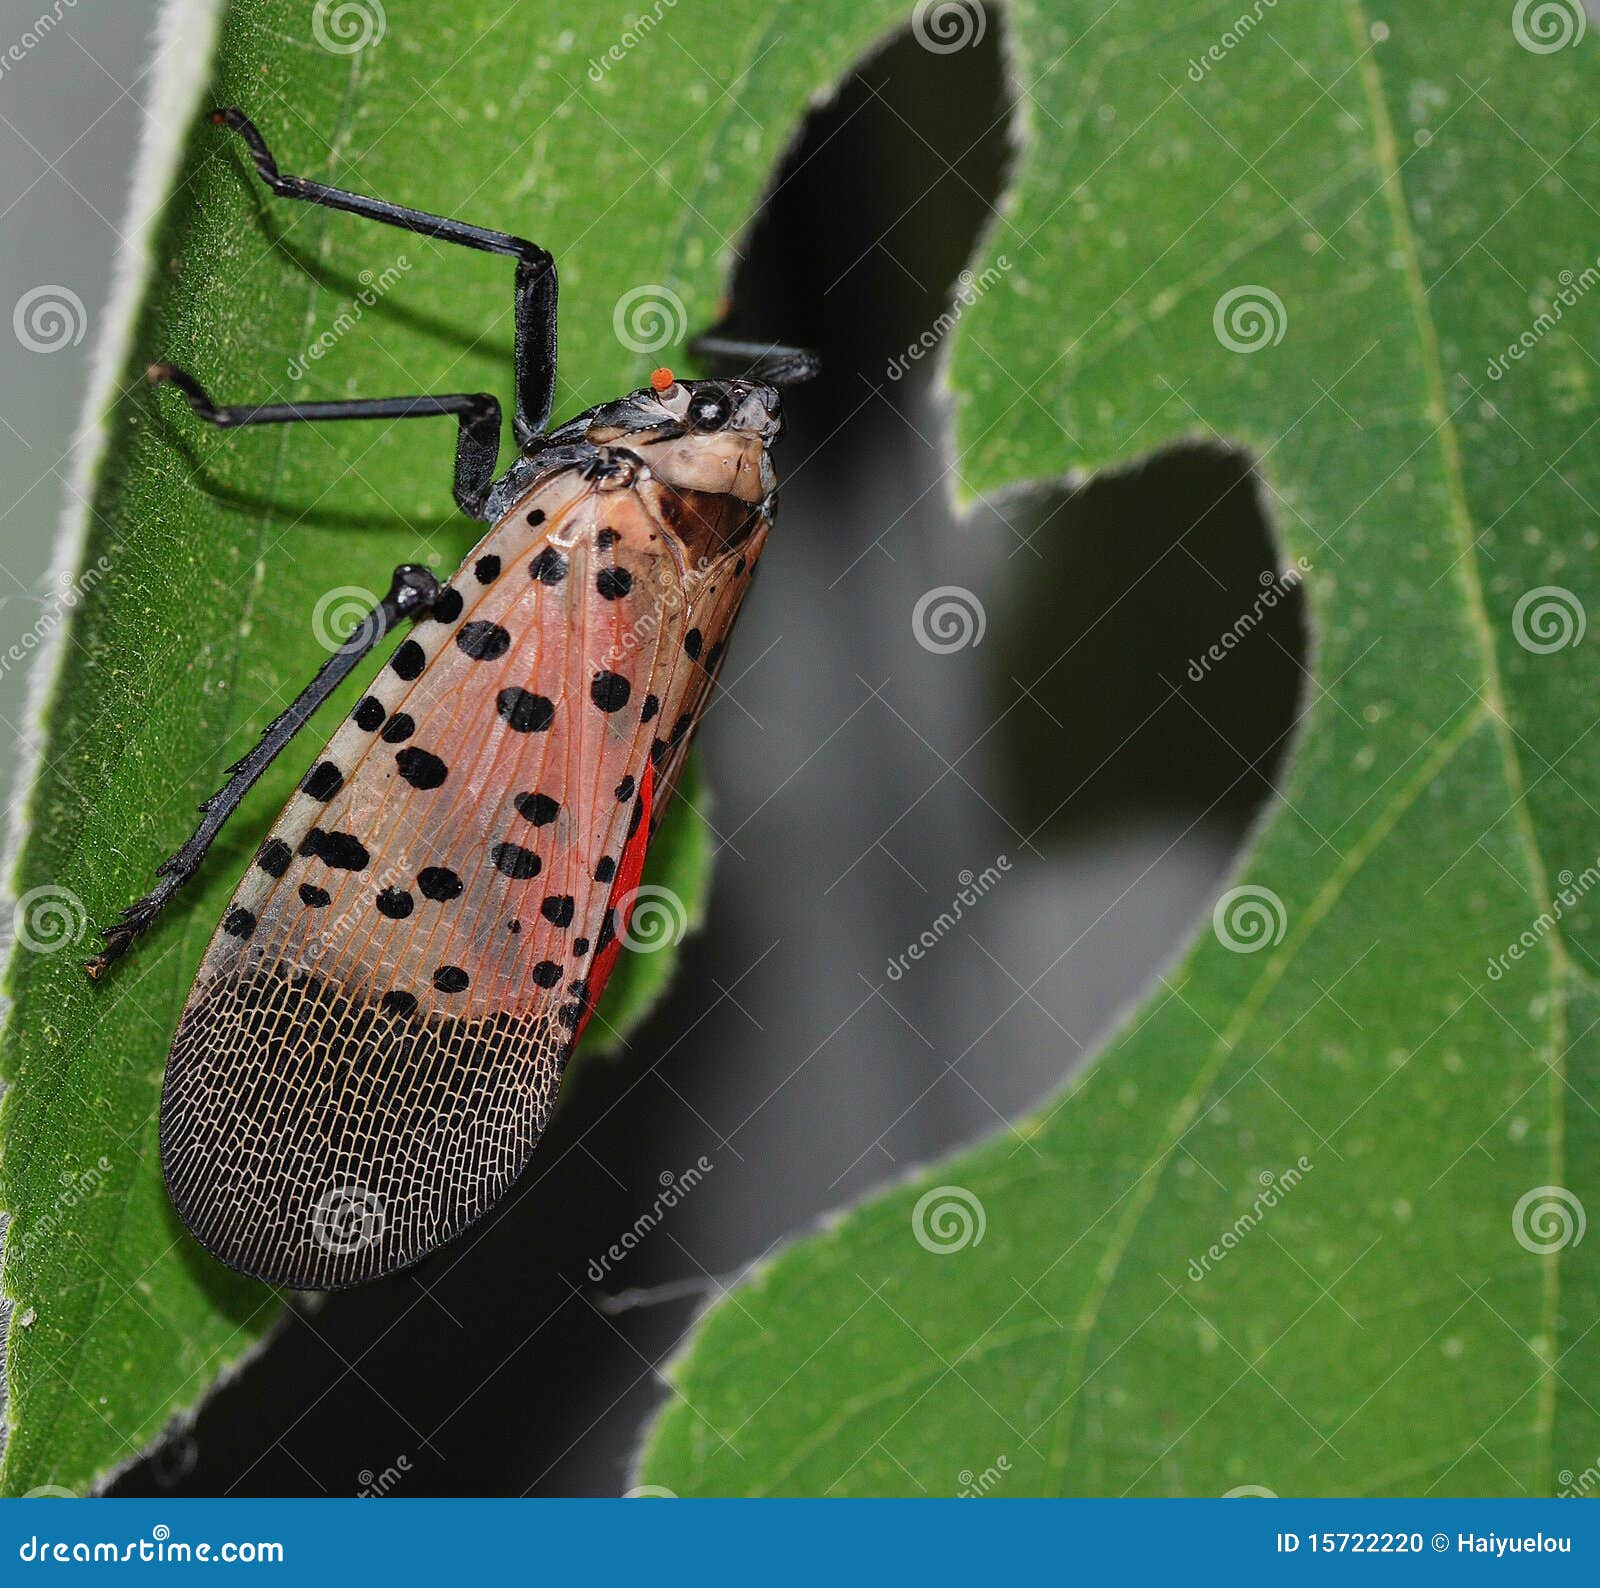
[687,390,732,431]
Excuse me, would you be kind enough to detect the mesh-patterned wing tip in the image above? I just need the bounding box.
[160,960,571,1288]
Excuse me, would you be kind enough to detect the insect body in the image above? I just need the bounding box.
[88,110,814,1288]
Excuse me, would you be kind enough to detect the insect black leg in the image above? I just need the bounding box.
[211,107,557,445]
[149,363,501,521]
[689,335,821,387]
[84,562,441,982]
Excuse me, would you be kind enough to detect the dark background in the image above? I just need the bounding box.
[5,14,1300,1497]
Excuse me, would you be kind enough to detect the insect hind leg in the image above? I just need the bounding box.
[84,563,442,981]
[148,362,502,521]
[210,107,557,444]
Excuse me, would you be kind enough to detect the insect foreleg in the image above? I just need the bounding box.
[84,563,442,981]
[148,363,502,521]
[688,334,821,387]
[209,108,558,444]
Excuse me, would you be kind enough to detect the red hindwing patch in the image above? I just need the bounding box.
[576,754,655,1044]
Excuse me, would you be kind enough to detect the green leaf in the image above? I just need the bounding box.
[639,3,1600,1495]
[0,0,867,1494]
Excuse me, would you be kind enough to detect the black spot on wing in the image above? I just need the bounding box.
[418,866,463,902]
[429,587,465,623]
[457,620,511,661]
[257,838,292,878]
[514,791,561,825]
[396,747,449,790]
[390,639,426,680]
[529,547,566,584]
[300,829,370,871]
[498,688,555,733]
[491,842,542,880]
[590,671,630,713]
[302,761,344,802]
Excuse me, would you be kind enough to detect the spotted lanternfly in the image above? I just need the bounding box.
[84,108,816,1289]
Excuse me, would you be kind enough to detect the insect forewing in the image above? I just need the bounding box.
[160,464,735,1287]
